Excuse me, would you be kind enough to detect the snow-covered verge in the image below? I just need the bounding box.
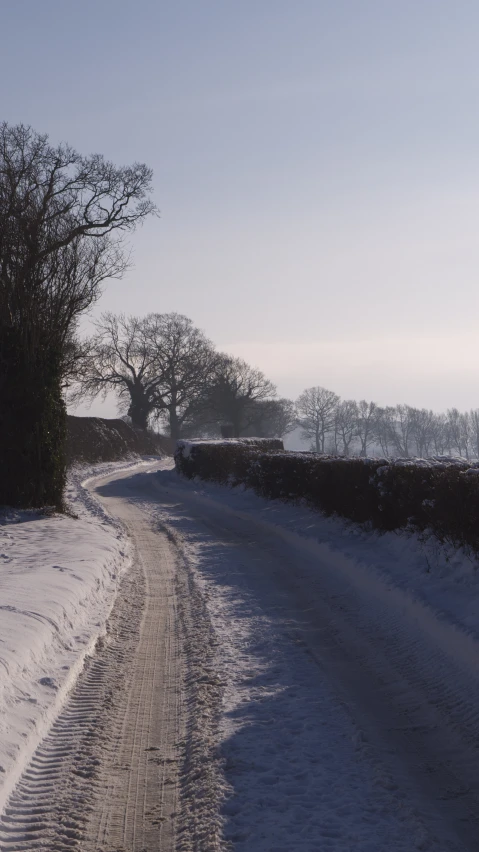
[157,465,479,649]
[0,460,147,816]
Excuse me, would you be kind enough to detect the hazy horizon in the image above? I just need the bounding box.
[3,0,479,415]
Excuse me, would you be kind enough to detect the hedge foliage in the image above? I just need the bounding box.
[174,438,283,482]
[0,329,66,509]
[174,441,479,554]
[66,416,167,465]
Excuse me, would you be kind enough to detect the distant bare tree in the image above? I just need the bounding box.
[76,312,217,438]
[408,407,436,457]
[147,313,217,440]
[241,398,296,438]
[469,410,479,459]
[296,386,340,453]
[430,413,448,455]
[74,313,163,429]
[446,408,471,458]
[334,400,358,455]
[389,405,415,456]
[204,355,276,437]
[355,400,377,457]
[374,406,397,456]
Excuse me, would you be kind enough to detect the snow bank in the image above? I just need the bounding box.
[0,461,141,815]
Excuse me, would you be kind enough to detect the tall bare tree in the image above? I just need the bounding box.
[204,355,276,437]
[0,122,156,507]
[241,398,296,439]
[333,400,358,456]
[147,313,217,439]
[296,386,340,453]
[76,312,218,439]
[373,406,396,456]
[468,410,479,459]
[447,408,471,458]
[408,407,436,457]
[355,400,377,457]
[74,313,164,429]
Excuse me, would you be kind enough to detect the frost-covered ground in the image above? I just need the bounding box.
[145,463,479,850]
[0,460,149,814]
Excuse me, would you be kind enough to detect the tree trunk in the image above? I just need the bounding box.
[0,329,66,508]
[128,391,150,430]
[169,407,180,441]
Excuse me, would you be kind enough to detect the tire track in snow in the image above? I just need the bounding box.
[87,473,224,852]
[0,536,144,852]
[83,498,183,852]
[0,467,187,852]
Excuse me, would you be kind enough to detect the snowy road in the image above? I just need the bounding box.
[2,461,479,850]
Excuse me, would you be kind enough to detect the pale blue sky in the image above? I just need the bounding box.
[3,1,479,412]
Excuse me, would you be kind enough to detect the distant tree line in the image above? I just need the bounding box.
[296,387,479,459]
[74,316,479,459]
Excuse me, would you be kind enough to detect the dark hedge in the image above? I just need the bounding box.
[67,416,166,465]
[174,439,283,482]
[0,330,66,510]
[175,442,479,555]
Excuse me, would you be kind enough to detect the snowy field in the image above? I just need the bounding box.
[0,461,148,814]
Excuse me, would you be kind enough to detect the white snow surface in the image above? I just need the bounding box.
[145,463,479,850]
[0,460,148,815]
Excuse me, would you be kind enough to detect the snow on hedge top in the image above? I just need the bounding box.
[176,438,284,458]
[175,441,479,473]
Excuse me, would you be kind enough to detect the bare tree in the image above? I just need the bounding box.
[296,386,340,453]
[355,400,377,457]
[469,410,479,459]
[334,400,358,456]
[147,313,217,440]
[408,407,436,457]
[74,313,163,429]
[430,412,448,455]
[447,409,472,459]
[204,355,276,437]
[374,406,397,456]
[76,312,217,439]
[387,405,414,456]
[241,398,296,439]
[0,122,156,507]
